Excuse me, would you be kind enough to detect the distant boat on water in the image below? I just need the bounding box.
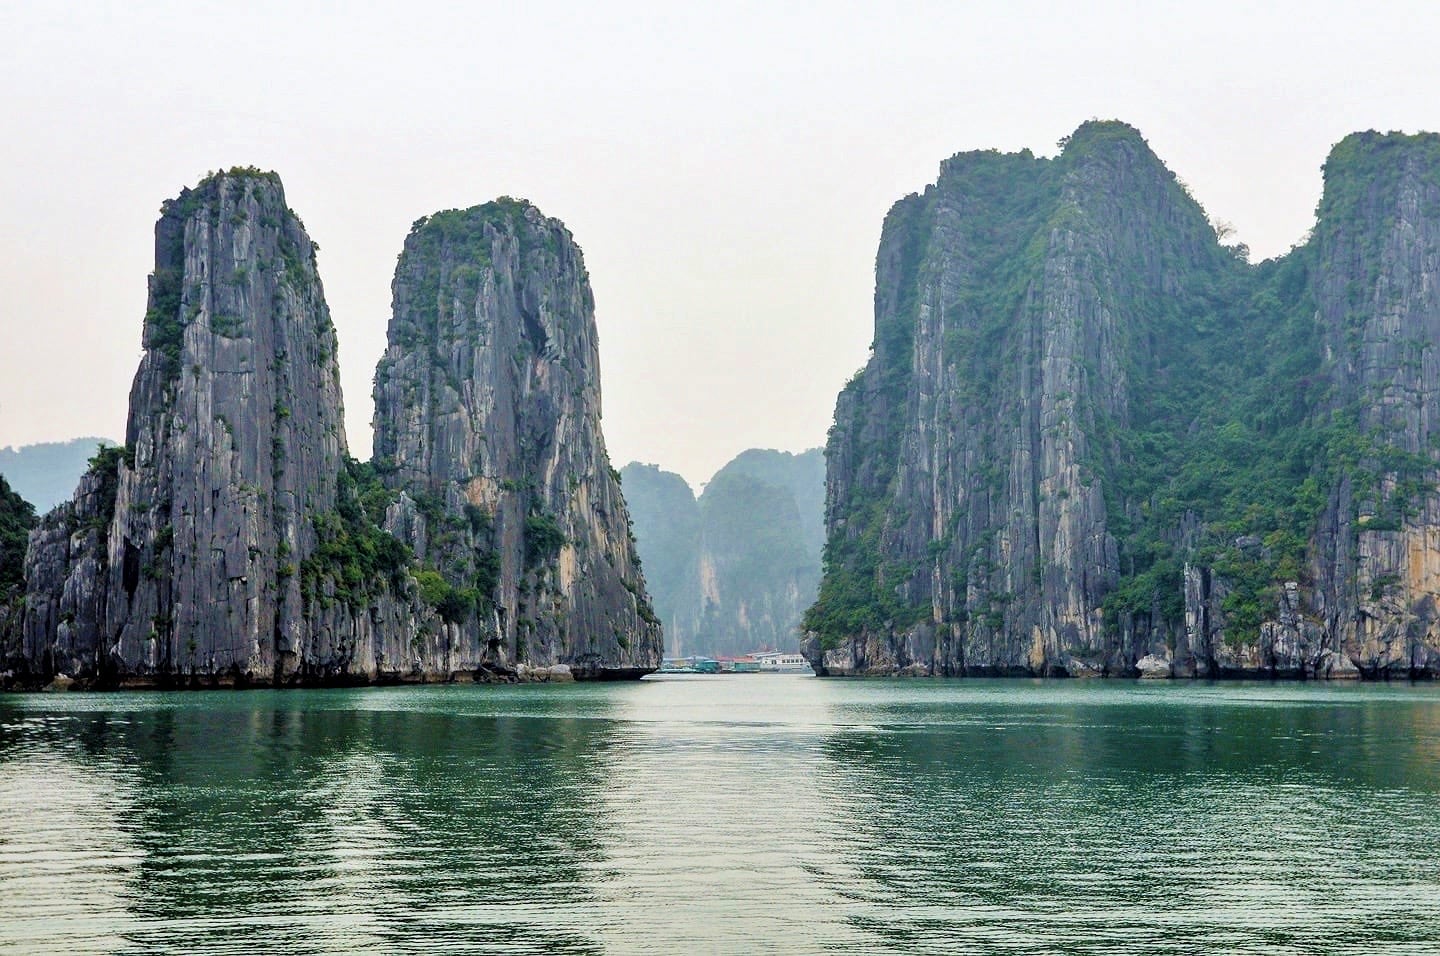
[658,657,720,674]
[656,653,812,675]
[753,652,812,673]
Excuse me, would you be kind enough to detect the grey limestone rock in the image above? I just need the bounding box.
[19,176,656,686]
[1135,654,1172,679]
[371,200,660,677]
[23,170,392,685]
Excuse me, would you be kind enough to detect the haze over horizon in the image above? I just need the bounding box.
[5,1,1440,488]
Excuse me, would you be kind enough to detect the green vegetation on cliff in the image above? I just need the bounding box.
[395,198,564,351]
[0,476,36,595]
[300,457,411,611]
[806,148,1063,646]
[809,122,1440,672]
[1090,132,1439,645]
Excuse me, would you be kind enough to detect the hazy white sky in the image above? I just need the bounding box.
[4,1,1440,487]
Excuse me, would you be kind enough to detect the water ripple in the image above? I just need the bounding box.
[0,678,1438,953]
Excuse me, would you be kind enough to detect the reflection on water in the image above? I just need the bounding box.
[810,682,1440,954]
[1,679,1438,954]
[0,736,140,956]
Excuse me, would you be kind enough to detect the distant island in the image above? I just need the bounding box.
[0,438,117,513]
[622,448,823,658]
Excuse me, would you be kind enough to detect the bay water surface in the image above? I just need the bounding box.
[1,676,1438,954]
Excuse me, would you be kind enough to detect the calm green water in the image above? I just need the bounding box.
[1,677,1439,955]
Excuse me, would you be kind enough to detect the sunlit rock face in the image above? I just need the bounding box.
[372,200,661,678]
[807,123,1440,679]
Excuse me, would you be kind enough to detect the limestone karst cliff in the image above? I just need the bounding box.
[17,173,657,687]
[622,449,823,657]
[805,122,1440,679]
[370,199,660,677]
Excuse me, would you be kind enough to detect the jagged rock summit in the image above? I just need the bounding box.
[15,172,658,687]
[805,121,1440,680]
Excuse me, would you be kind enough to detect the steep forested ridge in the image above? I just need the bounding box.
[0,476,36,662]
[0,477,35,597]
[618,463,701,651]
[807,122,1440,679]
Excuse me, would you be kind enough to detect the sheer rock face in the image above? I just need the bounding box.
[1180,135,1440,680]
[18,178,654,687]
[372,201,660,676]
[21,173,437,686]
[1307,135,1440,677]
[808,123,1440,679]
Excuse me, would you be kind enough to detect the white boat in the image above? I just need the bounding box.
[752,652,813,674]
